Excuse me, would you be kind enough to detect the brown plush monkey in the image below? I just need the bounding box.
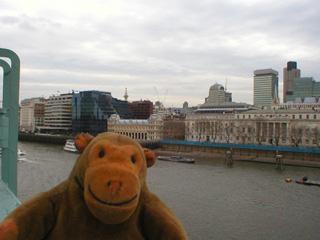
[0,132,188,239]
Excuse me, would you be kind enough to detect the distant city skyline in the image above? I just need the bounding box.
[12,59,319,108]
[1,0,319,107]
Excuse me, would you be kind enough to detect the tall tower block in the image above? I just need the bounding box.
[253,69,279,108]
[283,61,300,103]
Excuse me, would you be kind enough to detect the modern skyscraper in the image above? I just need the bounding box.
[112,97,133,119]
[286,77,320,102]
[283,61,301,103]
[72,91,117,135]
[253,69,279,108]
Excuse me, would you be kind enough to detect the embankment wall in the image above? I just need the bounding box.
[160,142,320,162]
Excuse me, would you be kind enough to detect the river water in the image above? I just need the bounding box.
[16,141,320,240]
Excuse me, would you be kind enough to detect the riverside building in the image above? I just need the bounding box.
[40,93,73,134]
[185,113,235,142]
[108,113,185,141]
[72,91,117,135]
[72,90,134,135]
[185,80,320,147]
[19,97,47,133]
[107,114,164,141]
[234,108,320,146]
[185,108,320,147]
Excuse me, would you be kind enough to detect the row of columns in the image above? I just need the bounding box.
[117,131,148,140]
[187,120,291,144]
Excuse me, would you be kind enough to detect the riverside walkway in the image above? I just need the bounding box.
[159,139,320,168]
[160,150,320,168]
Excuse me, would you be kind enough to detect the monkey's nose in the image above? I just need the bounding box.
[107,181,122,196]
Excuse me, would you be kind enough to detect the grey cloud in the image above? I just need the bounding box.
[1,0,320,107]
[0,15,20,24]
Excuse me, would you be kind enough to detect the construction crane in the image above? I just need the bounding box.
[163,89,168,106]
[154,87,161,102]
[154,87,168,107]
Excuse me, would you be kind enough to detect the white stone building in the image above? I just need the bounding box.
[108,114,164,141]
[185,113,235,143]
[236,108,320,146]
[185,108,320,147]
[20,97,46,133]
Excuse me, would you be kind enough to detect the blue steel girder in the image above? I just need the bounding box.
[0,48,20,196]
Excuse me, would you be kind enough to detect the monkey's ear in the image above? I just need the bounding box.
[74,133,95,153]
[143,149,156,168]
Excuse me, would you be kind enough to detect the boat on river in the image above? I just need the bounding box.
[17,149,27,161]
[295,179,320,187]
[0,149,27,161]
[157,155,195,164]
[63,139,79,153]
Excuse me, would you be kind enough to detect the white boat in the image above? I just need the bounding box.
[0,148,27,161]
[17,149,27,161]
[63,139,79,153]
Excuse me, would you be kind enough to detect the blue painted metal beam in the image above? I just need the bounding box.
[0,48,20,196]
[0,180,20,221]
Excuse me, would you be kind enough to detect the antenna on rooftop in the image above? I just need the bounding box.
[163,89,168,106]
[225,78,228,91]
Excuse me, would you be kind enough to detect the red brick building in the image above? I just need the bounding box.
[129,100,153,119]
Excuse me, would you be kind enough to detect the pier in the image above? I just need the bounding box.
[225,150,234,166]
[275,154,284,170]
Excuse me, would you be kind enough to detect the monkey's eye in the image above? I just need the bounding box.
[99,150,105,158]
[131,156,136,164]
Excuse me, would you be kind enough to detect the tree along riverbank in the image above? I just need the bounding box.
[153,149,320,168]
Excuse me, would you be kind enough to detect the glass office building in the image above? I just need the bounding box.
[286,77,320,102]
[283,61,300,103]
[112,98,133,119]
[72,91,117,135]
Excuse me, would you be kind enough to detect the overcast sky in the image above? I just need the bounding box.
[1,0,319,107]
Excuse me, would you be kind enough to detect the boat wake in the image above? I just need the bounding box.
[18,158,38,163]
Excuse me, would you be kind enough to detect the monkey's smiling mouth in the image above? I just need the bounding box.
[88,184,138,207]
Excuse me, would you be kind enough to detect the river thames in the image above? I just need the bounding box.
[17,141,320,240]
